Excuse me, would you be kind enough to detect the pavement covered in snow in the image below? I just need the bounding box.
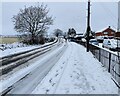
[32,42,118,94]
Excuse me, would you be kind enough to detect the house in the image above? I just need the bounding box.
[115,32,120,39]
[95,26,116,37]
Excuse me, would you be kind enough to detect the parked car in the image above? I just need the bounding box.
[96,36,114,43]
[81,38,86,43]
[96,36,104,43]
[102,39,120,51]
[89,39,99,45]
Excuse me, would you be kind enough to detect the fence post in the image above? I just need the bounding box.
[99,49,101,62]
[118,56,120,96]
[108,53,111,73]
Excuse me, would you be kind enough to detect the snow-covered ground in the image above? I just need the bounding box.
[98,43,118,55]
[0,41,118,94]
[0,42,40,57]
[0,41,66,94]
[32,42,118,94]
[0,42,28,50]
[0,41,57,58]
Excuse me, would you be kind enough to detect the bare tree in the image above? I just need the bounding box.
[53,29,63,37]
[13,4,53,44]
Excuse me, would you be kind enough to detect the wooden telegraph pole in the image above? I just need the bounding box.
[118,1,120,96]
[86,0,91,52]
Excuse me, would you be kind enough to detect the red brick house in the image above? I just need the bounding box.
[115,32,120,39]
[96,26,116,37]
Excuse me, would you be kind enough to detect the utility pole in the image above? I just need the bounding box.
[86,0,91,52]
[117,1,120,96]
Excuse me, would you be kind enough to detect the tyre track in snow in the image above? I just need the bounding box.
[3,42,68,94]
[1,39,64,95]
[31,42,73,94]
[1,39,59,75]
[53,42,73,94]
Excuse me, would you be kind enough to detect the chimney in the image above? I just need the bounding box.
[108,26,111,28]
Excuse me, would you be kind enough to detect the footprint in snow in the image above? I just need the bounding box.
[52,83,56,86]
[92,86,95,90]
[55,73,59,77]
[73,71,76,73]
[46,89,49,94]
[49,78,52,83]
[74,64,77,66]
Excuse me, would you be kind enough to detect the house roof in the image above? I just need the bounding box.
[95,26,116,33]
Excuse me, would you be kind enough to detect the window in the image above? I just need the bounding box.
[111,32,114,34]
[104,32,108,35]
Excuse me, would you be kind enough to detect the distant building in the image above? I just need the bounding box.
[95,26,116,37]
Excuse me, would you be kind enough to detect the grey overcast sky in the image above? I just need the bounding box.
[1,1,119,35]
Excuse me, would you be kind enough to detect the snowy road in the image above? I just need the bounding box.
[1,41,118,95]
[1,40,67,94]
[7,42,68,94]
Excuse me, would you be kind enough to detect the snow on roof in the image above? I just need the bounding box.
[95,26,116,33]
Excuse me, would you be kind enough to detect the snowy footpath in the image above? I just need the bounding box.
[32,42,118,94]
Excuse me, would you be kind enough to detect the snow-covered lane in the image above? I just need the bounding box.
[4,42,68,94]
[32,42,118,94]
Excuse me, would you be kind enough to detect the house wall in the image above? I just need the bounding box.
[102,29,115,36]
[115,32,120,38]
[96,32,102,36]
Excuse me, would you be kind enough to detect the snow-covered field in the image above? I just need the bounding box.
[32,42,118,94]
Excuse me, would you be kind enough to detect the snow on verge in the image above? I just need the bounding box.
[0,39,57,58]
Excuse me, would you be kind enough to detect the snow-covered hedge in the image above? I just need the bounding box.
[0,42,27,51]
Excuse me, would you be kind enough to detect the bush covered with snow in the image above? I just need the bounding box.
[0,42,28,51]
